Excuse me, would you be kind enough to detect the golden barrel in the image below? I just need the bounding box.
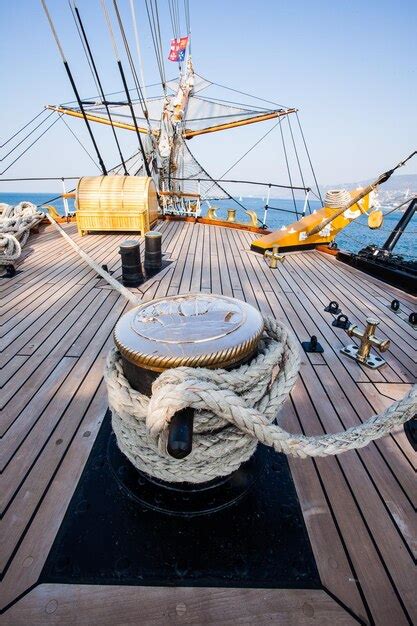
[76,175,159,236]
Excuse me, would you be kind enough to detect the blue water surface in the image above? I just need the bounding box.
[1,192,415,259]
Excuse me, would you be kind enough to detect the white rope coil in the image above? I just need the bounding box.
[105,316,416,484]
[0,201,44,263]
[324,189,351,209]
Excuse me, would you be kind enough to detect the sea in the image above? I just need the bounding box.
[1,192,415,259]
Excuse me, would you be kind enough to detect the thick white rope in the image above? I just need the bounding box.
[0,202,44,263]
[105,317,416,483]
[324,189,351,209]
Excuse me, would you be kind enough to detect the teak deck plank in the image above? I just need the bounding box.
[1,221,415,625]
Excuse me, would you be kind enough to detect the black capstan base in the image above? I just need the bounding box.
[41,410,319,590]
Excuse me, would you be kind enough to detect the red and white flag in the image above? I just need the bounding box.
[168,36,188,62]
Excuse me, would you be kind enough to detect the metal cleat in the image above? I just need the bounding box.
[341,317,390,369]
[206,207,218,220]
[264,245,285,269]
[227,209,236,223]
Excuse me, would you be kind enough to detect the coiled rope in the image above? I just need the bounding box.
[324,189,351,209]
[105,317,416,483]
[0,202,44,263]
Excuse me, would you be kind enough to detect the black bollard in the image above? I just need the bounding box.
[119,240,143,287]
[144,231,162,270]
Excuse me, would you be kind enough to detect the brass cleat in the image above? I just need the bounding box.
[207,207,218,220]
[341,317,390,369]
[227,209,236,223]
[245,210,259,227]
[264,245,285,269]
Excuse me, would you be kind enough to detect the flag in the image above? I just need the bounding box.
[168,36,188,62]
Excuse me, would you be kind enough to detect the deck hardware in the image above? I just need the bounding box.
[408,312,417,327]
[324,301,341,314]
[302,335,324,353]
[2,264,16,278]
[332,314,350,329]
[404,419,417,451]
[390,299,400,312]
[206,207,218,220]
[102,264,109,273]
[119,240,143,287]
[341,318,390,369]
[227,209,236,223]
[144,231,162,271]
[264,245,284,269]
[245,210,259,227]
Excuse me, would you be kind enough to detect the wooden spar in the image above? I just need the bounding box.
[183,109,298,139]
[46,105,149,134]
[159,190,200,198]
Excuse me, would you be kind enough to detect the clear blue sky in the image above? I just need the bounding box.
[1,0,417,193]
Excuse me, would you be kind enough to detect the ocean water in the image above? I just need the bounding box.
[1,192,415,259]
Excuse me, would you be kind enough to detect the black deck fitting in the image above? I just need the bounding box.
[404,419,417,451]
[167,408,194,459]
[409,312,417,326]
[144,231,162,271]
[390,299,400,312]
[119,240,143,287]
[1,264,16,278]
[332,314,350,329]
[302,335,324,353]
[324,301,341,314]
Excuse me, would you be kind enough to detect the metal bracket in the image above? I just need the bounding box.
[340,344,386,369]
[302,335,324,353]
[324,301,341,314]
[332,314,350,329]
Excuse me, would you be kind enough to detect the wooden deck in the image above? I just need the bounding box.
[1,220,416,625]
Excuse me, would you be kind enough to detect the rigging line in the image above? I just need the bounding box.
[204,118,284,197]
[170,177,309,191]
[286,115,311,213]
[129,0,149,106]
[37,188,76,208]
[40,0,107,175]
[1,110,46,149]
[0,113,63,176]
[295,111,322,205]
[100,0,151,177]
[60,79,170,106]
[113,0,148,118]
[279,119,298,218]
[195,73,290,109]
[0,176,80,182]
[68,0,100,96]
[59,115,100,170]
[153,0,167,85]
[192,93,272,112]
[181,142,255,218]
[72,0,128,175]
[144,0,165,90]
[1,111,55,162]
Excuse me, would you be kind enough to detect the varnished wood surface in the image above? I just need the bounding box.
[1,221,416,624]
